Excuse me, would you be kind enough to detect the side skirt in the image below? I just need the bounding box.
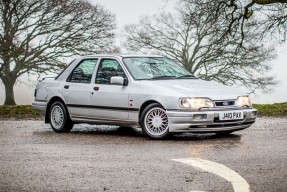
[70,115,140,127]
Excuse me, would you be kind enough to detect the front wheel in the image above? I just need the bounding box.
[140,103,170,139]
[49,101,73,133]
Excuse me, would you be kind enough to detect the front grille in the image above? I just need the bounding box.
[214,100,235,107]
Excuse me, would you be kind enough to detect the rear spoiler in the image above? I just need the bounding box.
[38,76,56,82]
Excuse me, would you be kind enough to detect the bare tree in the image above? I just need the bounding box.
[183,0,287,43]
[0,0,116,105]
[123,0,277,92]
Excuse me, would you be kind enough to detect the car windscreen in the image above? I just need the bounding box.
[122,57,196,80]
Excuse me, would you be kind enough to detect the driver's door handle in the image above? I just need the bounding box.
[64,85,69,89]
[93,87,99,91]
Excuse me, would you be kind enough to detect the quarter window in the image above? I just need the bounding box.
[95,59,126,84]
[68,59,98,83]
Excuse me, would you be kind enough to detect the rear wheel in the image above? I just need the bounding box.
[140,103,170,139]
[49,101,73,133]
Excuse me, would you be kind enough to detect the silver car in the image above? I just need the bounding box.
[32,54,257,139]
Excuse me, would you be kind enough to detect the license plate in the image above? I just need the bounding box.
[219,111,243,121]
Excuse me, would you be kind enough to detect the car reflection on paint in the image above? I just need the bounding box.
[32,54,257,139]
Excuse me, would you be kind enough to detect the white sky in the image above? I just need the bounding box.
[0,0,286,104]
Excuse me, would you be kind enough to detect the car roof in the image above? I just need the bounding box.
[78,54,165,60]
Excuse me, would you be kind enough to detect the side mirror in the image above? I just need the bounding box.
[110,76,128,86]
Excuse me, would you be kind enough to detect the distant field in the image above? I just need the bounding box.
[0,103,286,119]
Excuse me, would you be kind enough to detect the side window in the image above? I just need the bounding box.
[68,59,98,83]
[95,59,126,84]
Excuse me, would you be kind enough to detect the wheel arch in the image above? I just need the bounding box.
[45,96,69,123]
[138,100,165,121]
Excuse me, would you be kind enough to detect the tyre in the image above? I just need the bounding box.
[140,103,170,139]
[49,101,73,133]
[216,131,234,136]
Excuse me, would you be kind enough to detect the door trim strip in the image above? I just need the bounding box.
[66,104,139,112]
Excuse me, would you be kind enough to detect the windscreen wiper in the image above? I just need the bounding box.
[151,75,177,79]
[177,75,196,79]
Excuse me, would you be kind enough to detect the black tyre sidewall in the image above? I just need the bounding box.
[140,103,170,139]
[217,131,234,136]
[49,101,73,133]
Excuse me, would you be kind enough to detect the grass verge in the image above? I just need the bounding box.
[253,102,287,117]
[0,105,44,119]
[0,103,286,119]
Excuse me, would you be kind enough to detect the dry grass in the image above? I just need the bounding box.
[253,102,287,117]
[0,105,44,120]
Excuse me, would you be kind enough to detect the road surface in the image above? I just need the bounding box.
[0,117,286,191]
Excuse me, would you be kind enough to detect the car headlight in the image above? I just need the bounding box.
[179,98,214,109]
[236,96,252,107]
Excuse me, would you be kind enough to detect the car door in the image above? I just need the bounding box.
[89,58,129,121]
[61,58,98,118]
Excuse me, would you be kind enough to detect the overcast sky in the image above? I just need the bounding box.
[0,0,286,104]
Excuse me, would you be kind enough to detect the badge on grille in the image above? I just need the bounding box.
[223,101,229,106]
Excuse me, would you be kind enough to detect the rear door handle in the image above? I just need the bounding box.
[64,85,69,89]
[93,87,99,91]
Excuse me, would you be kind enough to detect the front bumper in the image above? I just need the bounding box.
[32,101,47,115]
[166,108,257,133]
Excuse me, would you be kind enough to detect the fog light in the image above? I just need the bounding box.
[193,114,207,120]
[252,111,257,117]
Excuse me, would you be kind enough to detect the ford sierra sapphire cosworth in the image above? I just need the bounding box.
[32,54,257,139]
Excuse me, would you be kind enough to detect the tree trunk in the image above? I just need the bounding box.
[3,79,16,105]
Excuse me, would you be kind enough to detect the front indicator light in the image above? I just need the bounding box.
[193,114,207,120]
[252,111,257,117]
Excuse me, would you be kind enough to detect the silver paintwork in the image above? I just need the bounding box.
[32,54,257,133]
[110,76,125,85]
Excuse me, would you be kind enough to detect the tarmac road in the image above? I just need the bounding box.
[0,117,286,192]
